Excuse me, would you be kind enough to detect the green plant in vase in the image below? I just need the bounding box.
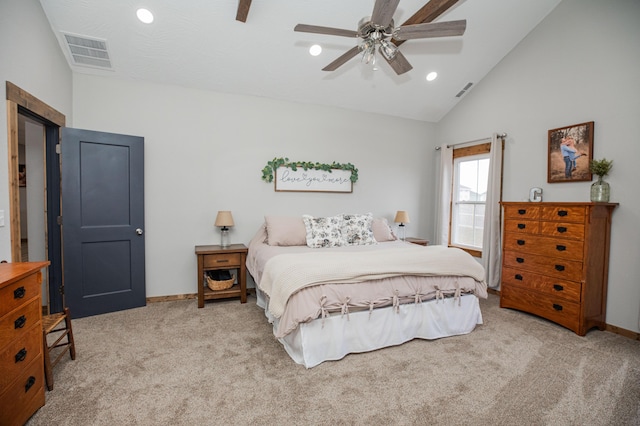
[589,158,613,202]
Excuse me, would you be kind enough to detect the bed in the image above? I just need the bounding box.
[246,214,487,368]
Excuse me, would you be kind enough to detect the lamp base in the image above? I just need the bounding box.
[220,228,230,248]
[398,224,406,241]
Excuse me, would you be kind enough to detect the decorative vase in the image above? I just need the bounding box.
[590,176,610,202]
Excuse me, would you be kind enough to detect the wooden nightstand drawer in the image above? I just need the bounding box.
[203,253,241,268]
[501,267,581,303]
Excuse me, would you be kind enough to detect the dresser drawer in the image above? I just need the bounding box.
[0,298,41,344]
[503,251,583,281]
[0,324,42,391]
[504,219,540,235]
[539,221,585,240]
[541,206,586,223]
[203,253,241,268]
[501,267,581,303]
[503,232,584,260]
[501,285,580,333]
[0,355,45,426]
[0,272,41,318]
[504,205,540,220]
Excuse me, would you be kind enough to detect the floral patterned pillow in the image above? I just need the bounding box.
[302,215,344,248]
[341,213,377,245]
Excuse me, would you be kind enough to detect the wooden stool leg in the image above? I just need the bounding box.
[42,328,54,391]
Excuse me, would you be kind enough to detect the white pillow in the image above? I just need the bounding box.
[302,215,344,248]
[341,213,376,245]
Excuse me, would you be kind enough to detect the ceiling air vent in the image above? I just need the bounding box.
[455,82,474,98]
[62,33,112,69]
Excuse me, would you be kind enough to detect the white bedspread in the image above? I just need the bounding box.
[260,244,486,318]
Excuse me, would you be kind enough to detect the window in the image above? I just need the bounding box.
[450,143,491,256]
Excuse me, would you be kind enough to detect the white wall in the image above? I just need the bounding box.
[0,0,72,261]
[71,74,435,296]
[436,0,640,333]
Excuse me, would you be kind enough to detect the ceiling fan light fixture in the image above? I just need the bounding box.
[379,39,397,60]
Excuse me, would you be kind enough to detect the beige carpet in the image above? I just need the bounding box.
[29,294,640,425]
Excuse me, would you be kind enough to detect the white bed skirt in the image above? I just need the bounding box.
[260,293,483,369]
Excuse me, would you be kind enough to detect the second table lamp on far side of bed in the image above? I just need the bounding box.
[394,210,410,241]
[215,210,234,248]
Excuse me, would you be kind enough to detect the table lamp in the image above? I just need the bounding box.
[214,211,234,248]
[394,210,410,241]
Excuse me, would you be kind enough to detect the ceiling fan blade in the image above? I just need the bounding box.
[295,24,358,38]
[371,0,401,28]
[395,19,466,40]
[322,46,361,71]
[393,0,461,46]
[383,50,413,75]
[235,0,252,22]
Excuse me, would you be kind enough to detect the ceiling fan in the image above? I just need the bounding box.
[294,0,466,75]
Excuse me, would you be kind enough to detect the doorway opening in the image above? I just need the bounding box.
[6,81,65,314]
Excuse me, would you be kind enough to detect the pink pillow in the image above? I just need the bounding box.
[372,217,396,242]
[265,216,307,246]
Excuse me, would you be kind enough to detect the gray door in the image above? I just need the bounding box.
[61,128,145,318]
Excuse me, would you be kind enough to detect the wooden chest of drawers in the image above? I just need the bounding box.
[0,261,49,426]
[500,202,617,336]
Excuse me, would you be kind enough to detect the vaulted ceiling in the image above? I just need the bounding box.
[39,0,561,122]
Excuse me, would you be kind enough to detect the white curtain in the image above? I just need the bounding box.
[482,133,503,289]
[435,146,453,246]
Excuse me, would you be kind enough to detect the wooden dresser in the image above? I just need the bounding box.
[500,202,617,336]
[0,261,49,425]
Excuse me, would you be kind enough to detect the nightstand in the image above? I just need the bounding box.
[405,237,429,246]
[195,244,248,308]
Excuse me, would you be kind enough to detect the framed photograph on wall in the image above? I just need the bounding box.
[548,121,594,183]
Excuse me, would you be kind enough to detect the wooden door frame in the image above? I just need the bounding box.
[6,81,65,261]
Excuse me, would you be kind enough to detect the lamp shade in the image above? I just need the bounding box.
[214,211,234,228]
[394,211,410,224]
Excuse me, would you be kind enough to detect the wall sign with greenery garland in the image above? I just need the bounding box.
[261,157,358,193]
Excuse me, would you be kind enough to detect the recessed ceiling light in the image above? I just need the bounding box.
[309,44,322,56]
[426,72,438,82]
[136,8,154,24]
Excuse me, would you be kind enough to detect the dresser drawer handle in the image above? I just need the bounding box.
[216,259,229,263]
[552,304,563,311]
[557,210,568,217]
[14,286,26,299]
[517,239,525,245]
[516,257,524,263]
[553,284,564,291]
[555,265,565,271]
[25,376,36,393]
[517,223,526,229]
[14,315,26,329]
[15,348,27,363]
[557,226,567,233]
[518,209,526,215]
[515,274,523,281]
[556,245,566,251]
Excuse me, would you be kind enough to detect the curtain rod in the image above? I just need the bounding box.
[435,133,507,150]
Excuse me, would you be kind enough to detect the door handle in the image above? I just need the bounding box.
[135,228,143,235]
